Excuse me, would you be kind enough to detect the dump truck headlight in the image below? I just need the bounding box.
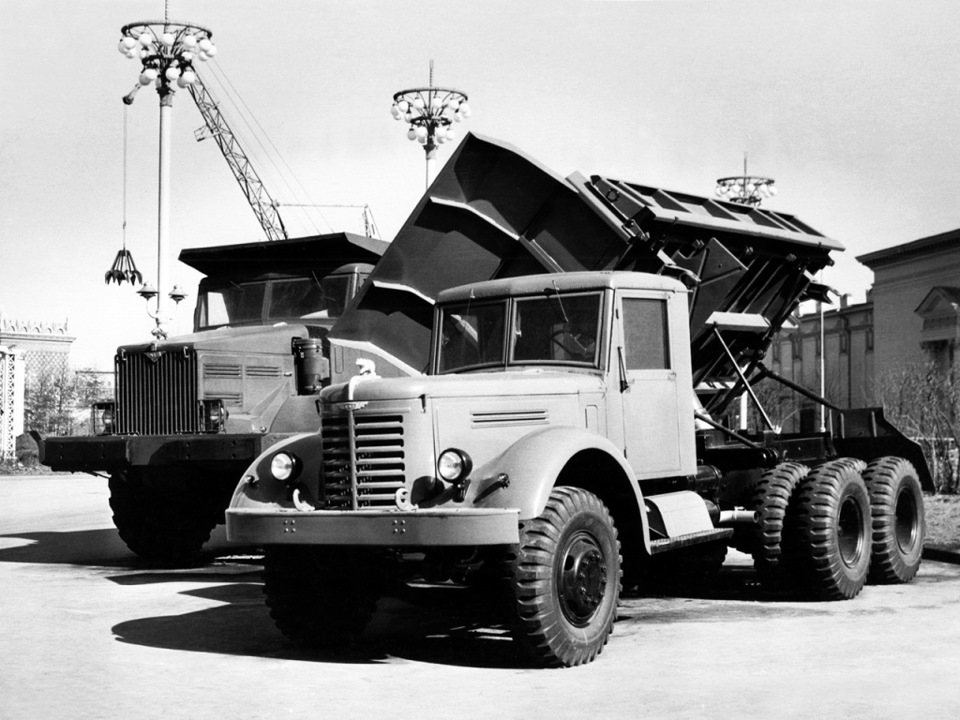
[92,401,115,435]
[270,452,301,483]
[201,399,227,433]
[438,448,473,482]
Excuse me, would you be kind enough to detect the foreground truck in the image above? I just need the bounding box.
[35,232,387,564]
[226,136,930,666]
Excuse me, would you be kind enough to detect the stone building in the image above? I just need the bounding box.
[857,227,960,372]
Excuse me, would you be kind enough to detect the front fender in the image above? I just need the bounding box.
[467,426,646,533]
[229,431,322,511]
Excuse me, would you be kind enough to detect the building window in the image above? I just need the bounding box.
[840,331,849,355]
[866,328,874,351]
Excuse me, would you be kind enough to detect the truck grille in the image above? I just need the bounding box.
[320,413,405,509]
[115,346,200,434]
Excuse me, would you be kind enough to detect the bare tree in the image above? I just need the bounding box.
[872,361,960,494]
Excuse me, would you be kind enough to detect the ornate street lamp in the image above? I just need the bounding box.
[391,61,471,189]
[715,153,777,206]
[117,19,216,338]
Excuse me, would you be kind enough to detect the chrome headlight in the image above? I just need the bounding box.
[201,399,227,433]
[92,401,115,435]
[270,452,301,483]
[437,448,473,482]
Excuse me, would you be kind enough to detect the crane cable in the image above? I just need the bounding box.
[122,103,128,251]
[201,61,332,235]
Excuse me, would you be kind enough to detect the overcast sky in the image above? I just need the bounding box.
[2,0,959,370]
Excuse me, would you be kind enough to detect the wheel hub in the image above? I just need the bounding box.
[838,495,865,568]
[558,532,607,626]
[895,486,919,553]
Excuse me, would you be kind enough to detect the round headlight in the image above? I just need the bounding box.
[437,448,473,482]
[102,408,115,431]
[270,452,300,482]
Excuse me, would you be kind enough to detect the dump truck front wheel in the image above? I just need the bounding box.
[263,546,392,650]
[508,486,622,667]
[108,469,223,566]
[863,457,925,584]
[784,459,871,600]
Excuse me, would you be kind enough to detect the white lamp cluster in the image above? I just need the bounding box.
[118,21,216,98]
[391,62,471,188]
[390,89,471,151]
[714,175,777,206]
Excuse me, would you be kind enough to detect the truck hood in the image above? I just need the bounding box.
[321,369,602,404]
[117,323,319,356]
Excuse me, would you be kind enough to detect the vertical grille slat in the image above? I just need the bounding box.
[320,412,405,509]
[115,347,199,434]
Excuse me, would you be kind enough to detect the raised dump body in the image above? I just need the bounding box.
[330,133,837,404]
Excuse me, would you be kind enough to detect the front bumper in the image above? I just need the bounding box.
[226,507,520,546]
[37,433,285,472]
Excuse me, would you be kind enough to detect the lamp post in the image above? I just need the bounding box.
[391,61,470,189]
[714,153,777,206]
[117,19,216,338]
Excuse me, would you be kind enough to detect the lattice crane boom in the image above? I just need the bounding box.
[188,73,288,242]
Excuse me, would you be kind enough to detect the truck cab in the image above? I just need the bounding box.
[36,232,387,565]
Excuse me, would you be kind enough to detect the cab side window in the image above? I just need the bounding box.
[622,298,670,370]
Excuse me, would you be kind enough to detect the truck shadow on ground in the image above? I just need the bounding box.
[0,527,251,570]
[0,529,137,567]
[111,581,541,669]
[107,561,857,669]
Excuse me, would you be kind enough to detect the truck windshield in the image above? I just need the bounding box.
[437,300,507,372]
[437,292,602,373]
[197,274,353,329]
[513,293,601,365]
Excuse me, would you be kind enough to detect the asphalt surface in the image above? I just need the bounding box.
[2,473,960,720]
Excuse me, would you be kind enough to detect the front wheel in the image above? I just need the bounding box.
[863,457,925,584]
[508,486,622,667]
[108,469,225,566]
[263,546,393,649]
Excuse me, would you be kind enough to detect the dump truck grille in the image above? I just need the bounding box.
[115,346,200,434]
[320,413,405,509]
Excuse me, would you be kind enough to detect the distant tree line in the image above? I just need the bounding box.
[18,368,108,462]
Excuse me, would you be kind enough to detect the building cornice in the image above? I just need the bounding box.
[857,228,960,268]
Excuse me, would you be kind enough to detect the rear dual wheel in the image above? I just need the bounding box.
[862,457,925,584]
[736,462,809,589]
[784,459,872,600]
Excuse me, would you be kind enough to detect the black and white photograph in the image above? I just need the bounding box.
[2,1,959,718]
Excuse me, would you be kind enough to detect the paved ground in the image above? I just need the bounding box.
[2,474,960,720]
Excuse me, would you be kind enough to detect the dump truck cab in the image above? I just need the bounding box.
[35,232,387,564]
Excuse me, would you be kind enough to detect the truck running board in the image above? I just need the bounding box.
[649,528,734,555]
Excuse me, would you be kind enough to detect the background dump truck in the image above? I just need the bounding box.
[226,134,931,667]
[36,232,387,564]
